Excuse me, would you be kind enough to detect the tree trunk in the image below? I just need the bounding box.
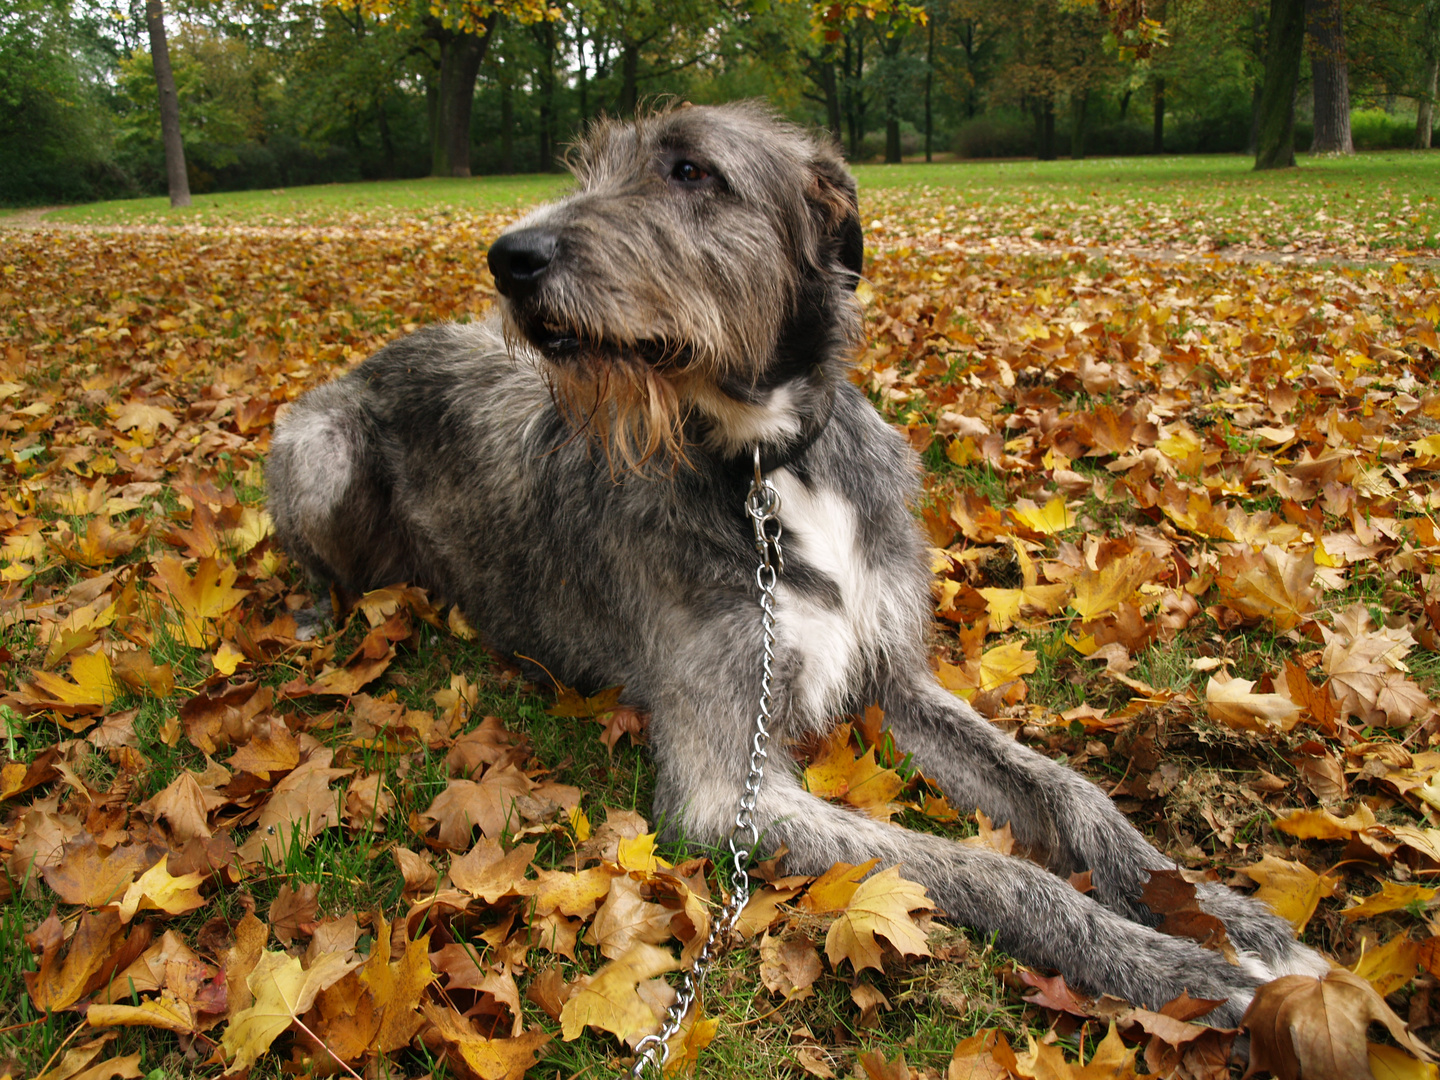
[924,14,934,162]
[428,18,495,178]
[1306,0,1352,153]
[577,20,589,123]
[817,58,843,144]
[882,27,902,165]
[843,29,866,158]
[499,76,514,173]
[1254,0,1305,170]
[1035,98,1056,160]
[375,95,395,179]
[1152,77,1165,153]
[1418,2,1439,149]
[534,22,556,170]
[1071,89,1088,159]
[1419,54,1438,149]
[619,42,639,116]
[145,0,190,207]
[1118,87,1131,120]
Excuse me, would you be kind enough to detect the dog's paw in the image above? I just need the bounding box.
[292,606,331,642]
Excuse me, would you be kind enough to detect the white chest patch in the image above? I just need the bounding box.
[691,384,803,455]
[769,470,904,725]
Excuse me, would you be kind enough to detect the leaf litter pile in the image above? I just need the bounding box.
[1,191,1440,1080]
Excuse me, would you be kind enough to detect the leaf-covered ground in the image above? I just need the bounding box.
[2,161,1440,1080]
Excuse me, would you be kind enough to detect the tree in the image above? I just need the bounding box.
[145,0,190,205]
[1418,0,1439,147]
[330,0,555,178]
[813,0,926,160]
[1254,0,1304,169]
[1306,0,1351,153]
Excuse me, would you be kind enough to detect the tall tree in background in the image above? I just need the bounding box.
[1254,0,1304,169]
[1418,0,1439,147]
[813,0,926,160]
[424,11,498,176]
[145,0,190,205]
[328,0,555,177]
[1306,0,1351,153]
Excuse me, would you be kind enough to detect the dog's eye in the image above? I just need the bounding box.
[672,161,710,183]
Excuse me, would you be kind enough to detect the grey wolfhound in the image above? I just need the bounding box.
[267,102,1327,1025]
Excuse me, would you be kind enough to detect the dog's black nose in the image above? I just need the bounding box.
[487,228,557,301]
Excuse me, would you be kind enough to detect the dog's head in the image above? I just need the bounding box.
[486,101,864,472]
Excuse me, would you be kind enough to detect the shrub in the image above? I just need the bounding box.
[953,115,1036,159]
[1349,108,1419,150]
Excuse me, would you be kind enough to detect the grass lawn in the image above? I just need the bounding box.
[1,160,1439,1079]
[16,149,1440,253]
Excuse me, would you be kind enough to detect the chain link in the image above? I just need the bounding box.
[627,447,783,1078]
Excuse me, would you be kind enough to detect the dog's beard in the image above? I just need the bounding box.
[542,352,693,476]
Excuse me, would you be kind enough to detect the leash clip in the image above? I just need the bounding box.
[746,446,784,575]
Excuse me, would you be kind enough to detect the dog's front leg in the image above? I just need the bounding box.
[650,719,1271,1023]
[881,682,1329,982]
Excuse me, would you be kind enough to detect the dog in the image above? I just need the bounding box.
[266,101,1329,1026]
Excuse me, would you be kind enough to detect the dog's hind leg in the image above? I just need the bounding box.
[878,682,1329,982]
[267,377,416,627]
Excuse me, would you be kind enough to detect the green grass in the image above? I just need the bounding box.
[12,150,1438,250]
[30,174,573,227]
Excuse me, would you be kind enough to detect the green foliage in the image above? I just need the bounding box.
[0,0,129,205]
[1348,107,1427,150]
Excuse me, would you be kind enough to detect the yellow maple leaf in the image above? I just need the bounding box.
[212,641,246,677]
[803,726,904,821]
[824,865,933,974]
[1369,1041,1440,1080]
[23,649,119,710]
[1156,426,1202,461]
[559,941,678,1043]
[802,859,880,914]
[117,856,206,923]
[976,583,1069,631]
[1216,544,1317,631]
[1241,854,1339,933]
[616,832,672,874]
[222,507,271,557]
[1342,882,1438,921]
[221,951,360,1073]
[357,917,437,1053]
[1352,933,1427,997]
[1205,674,1302,733]
[1009,496,1075,536]
[423,1002,550,1080]
[148,555,249,647]
[1411,434,1440,464]
[979,641,1037,692]
[1071,550,1158,621]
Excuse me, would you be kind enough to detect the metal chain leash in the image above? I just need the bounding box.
[627,446,784,1078]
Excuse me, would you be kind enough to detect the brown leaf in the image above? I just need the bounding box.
[1242,968,1436,1079]
[759,932,823,1001]
[422,1002,550,1080]
[858,1049,910,1080]
[948,1029,1016,1080]
[41,837,152,906]
[1140,869,1231,950]
[268,881,319,946]
[26,908,125,1011]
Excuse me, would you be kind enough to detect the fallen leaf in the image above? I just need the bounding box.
[1242,968,1436,1079]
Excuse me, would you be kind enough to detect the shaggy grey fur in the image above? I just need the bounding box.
[268,102,1328,1024]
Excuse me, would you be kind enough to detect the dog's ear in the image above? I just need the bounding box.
[808,152,864,289]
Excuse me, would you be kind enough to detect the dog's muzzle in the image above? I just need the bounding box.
[489,227,693,370]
